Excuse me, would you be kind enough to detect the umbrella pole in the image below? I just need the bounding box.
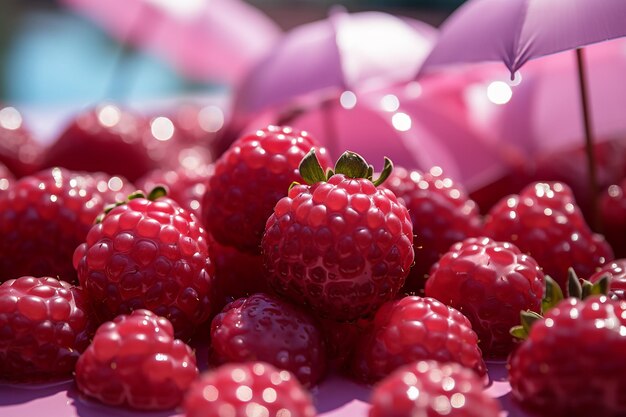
[322,98,339,160]
[575,48,600,231]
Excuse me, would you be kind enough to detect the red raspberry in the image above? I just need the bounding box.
[43,105,156,182]
[589,259,626,301]
[318,316,371,372]
[0,276,92,381]
[210,236,267,302]
[369,360,502,417]
[203,125,332,254]
[484,182,613,291]
[352,296,486,383]
[210,293,326,387]
[425,237,545,358]
[508,296,626,417]
[137,164,214,219]
[184,362,316,417]
[75,309,198,410]
[0,161,13,194]
[383,166,482,294]
[0,168,134,283]
[263,151,414,322]
[74,190,216,339]
[601,181,626,258]
[0,105,42,177]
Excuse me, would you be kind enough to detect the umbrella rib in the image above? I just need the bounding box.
[510,0,532,75]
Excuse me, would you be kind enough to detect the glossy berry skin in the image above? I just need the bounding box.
[0,276,92,381]
[352,296,486,383]
[0,105,42,177]
[484,182,613,291]
[601,181,626,258]
[369,360,502,417]
[589,259,626,301]
[137,164,214,219]
[43,105,156,182]
[425,237,545,358]
[210,293,326,387]
[508,296,626,417]
[383,166,482,294]
[263,173,414,322]
[74,196,216,339]
[0,168,133,284]
[203,125,332,254]
[75,309,198,410]
[184,362,316,417]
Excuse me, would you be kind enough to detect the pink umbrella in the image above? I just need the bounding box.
[489,39,626,156]
[233,9,438,119]
[420,0,626,224]
[241,73,515,191]
[61,0,281,84]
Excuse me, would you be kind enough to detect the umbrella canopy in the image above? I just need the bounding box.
[488,39,626,156]
[421,0,626,76]
[61,0,281,84]
[241,72,514,191]
[233,10,437,119]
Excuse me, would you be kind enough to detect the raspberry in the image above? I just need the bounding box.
[600,181,626,258]
[352,296,486,383]
[484,182,613,290]
[210,293,326,387]
[203,125,332,254]
[137,164,214,219]
[383,166,482,294]
[263,151,414,322]
[0,168,134,283]
[0,276,92,381]
[369,360,502,417]
[184,362,316,417]
[589,259,626,301]
[0,161,13,194]
[209,235,268,308]
[508,296,626,417]
[0,105,42,177]
[425,237,545,358]
[74,190,216,339]
[43,105,156,182]
[75,309,198,410]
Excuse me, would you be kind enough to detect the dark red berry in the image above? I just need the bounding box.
[601,181,626,258]
[43,105,156,182]
[74,192,216,339]
[203,125,332,254]
[383,166,482,294]
[0,168,134,283]
[184,362,316,417]
[210,293,326,387]
[508,296,626,417]
[0,105,42,177]
[425,237,545,358]
[352,296,486,383]
[484,182,613,290]
[0,276,92,381]
[369,360,502,417]
[75,309,198,410]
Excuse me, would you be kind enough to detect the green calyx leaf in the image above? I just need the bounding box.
[334,151,371,179]
[511,310,543,340]
[542,275,564,314]
[373,157,393,187]
[567,268,583,299]
[147,186,167,201]
[299,149,328,185]
[581,275,610,299]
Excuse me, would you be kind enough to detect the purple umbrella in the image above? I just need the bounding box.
[420,0,626,225]
[233,9,437,120]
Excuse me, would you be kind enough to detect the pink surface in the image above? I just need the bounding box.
[0,361,529,417]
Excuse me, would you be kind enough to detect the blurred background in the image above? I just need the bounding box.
[0,0,462,105]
